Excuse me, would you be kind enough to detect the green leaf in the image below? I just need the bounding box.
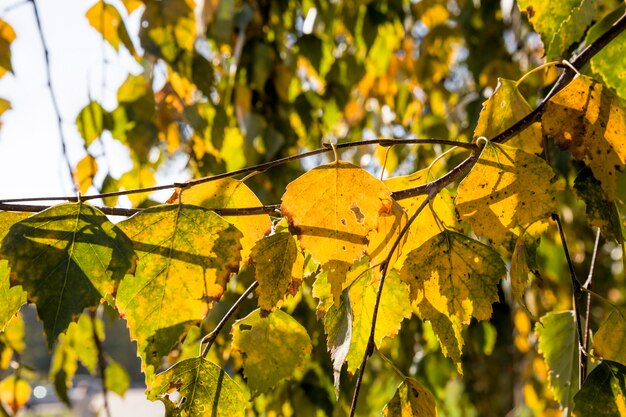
[231,308,312,395]
[572,361,626,416]
[517,0,596,60]
[147,357,246,417]
[0,212,29,331]
[456,142,559,245]
[250,229,304,311]
[383,378,437,417]
[116,204,242,385]
[86,1,139,59]
[474,78,542,153]
[590,4,626,101]
[399,231,506,370]
[574,167,623,242]
[105,358,131,397]
[536,311,579,412]
[594,309,626,366]
[76,101,107,148]
[0,203,135,347]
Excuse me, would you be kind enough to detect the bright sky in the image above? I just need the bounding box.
[0,0,177,204]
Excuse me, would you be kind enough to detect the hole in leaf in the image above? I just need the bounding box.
[350,204,365,223]
[239,324,252,331]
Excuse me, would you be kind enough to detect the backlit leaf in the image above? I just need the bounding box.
[86,2,139,59]
[121,0,143,14]
[456,143,558,245]
[281,161,393,301]
[323,291,352,396]
[0,98,10,129]
[119,165,156,207]
[0,19,15,78]
[116,204,242,384]
[589,6,626,101]
[0,203,135,346]
[383,378,437,417]
[536,311,579,412]
[74,154,98,195]
[105,358,131,397]
[474,78,542,153]
[518,0,595,60]
[0,212,28,331]
[76,101,107,147]
[594,309,626,366]
[399,231,505,368]
[572,361,626,417]
[0,375,30,414]
[140,0,195,64]
[250,230,304,311]
[542,75,626,199]
[231,308,312,395]
[177,178,271,262]
[147,357,246,417]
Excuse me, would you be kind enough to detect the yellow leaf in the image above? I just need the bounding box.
[383,378,438,417]
[474,78,542,153]
[594,309,626,366]
[86,2,139,60]
[119,165,155,207]
[0,375,31,414]
[177,178,271,262]
[74,154,98,195]
[456,143,559,245]
[121,0,143,13]
[0,19,16,78]
[399,231,506,369]
[281,161,393,302]
[543,75,626,199]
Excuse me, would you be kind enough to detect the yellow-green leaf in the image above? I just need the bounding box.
[474,78,542,153]
[119,165,156,207]
[116,204,242,385]
[383,378,437,417]
[76,101,106,147]
[543,75,626,199]
[231,308,312,395]
[572,361,626,417]
[178,177,271,262]
[0,212,29,331]
[456,143,558,245]
[595,309,626,366]
[86,2,139,59]
[74,154,98,195]
[105,359,130,397]
[147,357,246,417]
[0,19,15,78]
[0,203,135,346]
[281,161,393,302]
[250,230,304,311]
[399,231,505,369]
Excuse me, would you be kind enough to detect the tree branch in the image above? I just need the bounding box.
[582,227,602,382]
[28,0,77,193]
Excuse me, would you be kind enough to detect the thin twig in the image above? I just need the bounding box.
[0,0,28,16]
[90,309,111,417]
[200,281,259,358]
[28,0,77,193]
[0,138,474,204]
[349,184,451,417]
[551,214,586,389]
[582,227,601,381]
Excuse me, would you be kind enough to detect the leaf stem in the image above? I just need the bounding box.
[200,280,259,358]
[582,227,601,381]
[551,213,586,389]
[514,61,562,88]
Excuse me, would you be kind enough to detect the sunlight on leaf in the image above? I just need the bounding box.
[474,78,542,153]
[456,143,558,245]
[76,101,107,147]
[0,375,30,415]
[543,74,626,199]
[536,311,579,412]
[86,1,139,59]
[282,161,393,302]
[116,204,242,385]
[105,358,131,397]
[147,357,246,417]
[590,7,626,101]
[231,308,312,395]
[383,378,437,417]
[323,290,352,397]
[177,177,271,262]
[0,212,29,331]
[74,154,98,195]
[0,203,135,347]
[140,0,195,64]
[594,309,626,366]
[573,361,626,417]
[0,19,15,79]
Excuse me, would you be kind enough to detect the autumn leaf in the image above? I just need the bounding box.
[0,375,31,415]
[139,0,195,64]
[281,161,393,301]
[74,154,98,195]
[231,308,312,395]
[105,359,131,397]
[76,101,107,147]
[0,203,135,346]
[456,142,558,245]
[383,378,437,417]
[86,1,139,60]
[536,311,579,412]
[323,291,352,396]
[116,204,242,384]
[250,229,304,311]
[542,75,626,199]
[147,357,246,417]
[0,19,15,79]
[594,309,626,366]
[572,361,626,417]
[177,177,271,262]
[399,231,505,368]
[0,212,28,331]
[474,78,542,153]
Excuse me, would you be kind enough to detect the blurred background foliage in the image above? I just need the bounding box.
[2,0,626,416]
